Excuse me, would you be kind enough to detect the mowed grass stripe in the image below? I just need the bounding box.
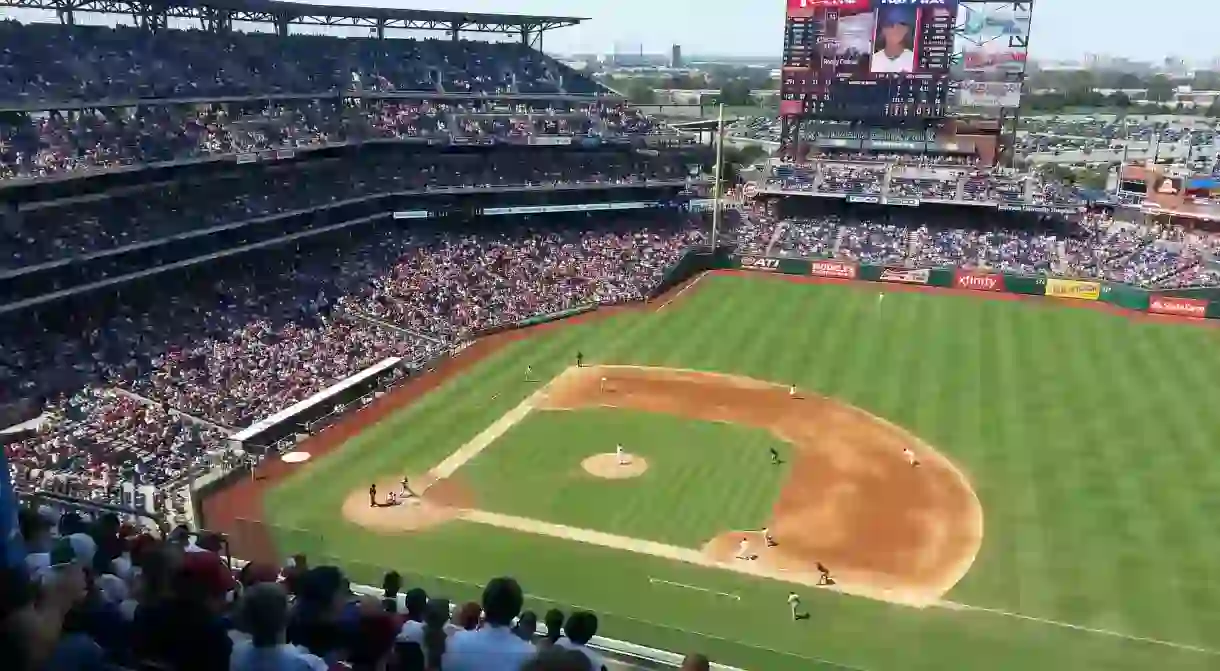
[461,409,788,546]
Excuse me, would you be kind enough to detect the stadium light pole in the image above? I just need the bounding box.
[711,103,725,251]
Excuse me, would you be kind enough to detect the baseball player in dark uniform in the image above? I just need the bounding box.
[576,351,584,368]
[368,483,377,507]
[770,447,780,465]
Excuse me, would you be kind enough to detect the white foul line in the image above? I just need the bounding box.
[939,601,1220,656]
[655,271,707,312]
[648,577,741,601]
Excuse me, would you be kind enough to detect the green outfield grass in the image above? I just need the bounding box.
[461,408,791,546]
[258,274,1220,670]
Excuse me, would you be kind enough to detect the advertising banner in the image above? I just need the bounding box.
[885,198,921,207]
[847,195,881,204]
[880,267,930,285]
[1149,296,1208,318]
[954,270,1005,292]
[738,256,782,272]
[1045,278,1101,301]
[810,260,858,280]
[958,81,1022,107]
[954,2,1030,78]
[528,136,573,146]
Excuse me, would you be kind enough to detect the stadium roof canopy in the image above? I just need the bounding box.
[0,0,589,35]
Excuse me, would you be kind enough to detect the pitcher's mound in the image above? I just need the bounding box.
[582,453,649,479]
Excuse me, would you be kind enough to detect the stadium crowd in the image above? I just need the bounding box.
[1,500,714,671]
[0,149,701,270]
[0,22,602,102]
[2,209,709,503]
[0,98,674,183]
[749,209,1220,284]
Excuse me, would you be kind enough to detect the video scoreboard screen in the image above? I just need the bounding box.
[781,0,957,119]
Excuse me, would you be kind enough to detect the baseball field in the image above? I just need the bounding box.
[203,271,1220,671]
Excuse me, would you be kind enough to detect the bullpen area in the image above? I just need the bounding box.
[202,272,1220,671]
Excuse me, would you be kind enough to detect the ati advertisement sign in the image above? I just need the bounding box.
[1149,296,1208,318]
[954,271,1004,292]
[1044,278,1101,301]
[810,260,858,280]
[880,267,931,285]
[739,256,781,272]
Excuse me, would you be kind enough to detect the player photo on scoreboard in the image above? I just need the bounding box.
[822,7,875,71]
[870,5,918,74]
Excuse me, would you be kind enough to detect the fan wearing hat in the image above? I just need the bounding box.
[871,9,916,74]
[132,550,235,671]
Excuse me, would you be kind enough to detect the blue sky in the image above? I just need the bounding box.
[304,0,1212,62]
[2,0,1209,62]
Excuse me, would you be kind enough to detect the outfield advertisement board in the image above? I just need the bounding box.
[810,260,858,280]
[739,256,782,272]
[1149,296,1208,318]
[954,270,1004,292]
[880,268,930,285]
[1044,278,1101,301]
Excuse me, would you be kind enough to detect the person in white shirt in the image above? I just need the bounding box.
[871,15,915,74]
[555,611,608,671]
[443,577,536,671]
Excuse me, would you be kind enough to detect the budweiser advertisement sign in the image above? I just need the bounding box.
[809,260,857,280]
[879,268,930,285]
[954,271,1004,292]
[1149,296,1208,318]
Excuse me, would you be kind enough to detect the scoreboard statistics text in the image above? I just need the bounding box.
[781,0,957,119]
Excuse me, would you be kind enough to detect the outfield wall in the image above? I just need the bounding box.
[726,254,1219,320]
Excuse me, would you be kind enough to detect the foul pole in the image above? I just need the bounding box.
[710,103,725,249]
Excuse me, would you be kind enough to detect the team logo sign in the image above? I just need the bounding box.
[743,183,759,199]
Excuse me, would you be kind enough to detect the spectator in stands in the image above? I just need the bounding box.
[133,548,234,670]
[231,582,321,671]
[422,598,452,670]
[681,653,711,671]
[525,646,597,671]
[380,571,402,614]
[515,610,539,642]
[540,608,565,649]
[348,610,399,671]
[444,576,535,671]
[556,611,606,671]
[454,601,482,631]
[396,586,429,642]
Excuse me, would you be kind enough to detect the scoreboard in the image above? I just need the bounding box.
[781,0,957,119]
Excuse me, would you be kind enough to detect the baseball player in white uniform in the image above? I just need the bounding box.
[524,365,533,381]
[616,444,628,466]
[763,527,777,547]
[600,376,608,392]
[788,384,797,398]
[736,538,751,560]
[903,447,920,467]
[787,592,801,620]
